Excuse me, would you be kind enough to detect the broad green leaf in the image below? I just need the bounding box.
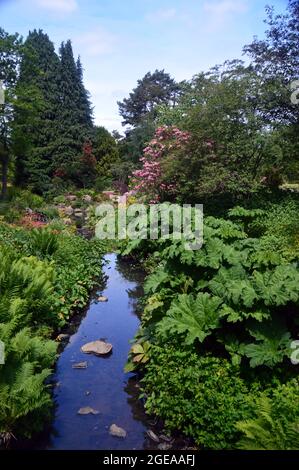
[243,318,292,367]
[131,344,144,354]
[144,269,169,294]
[157,292,222,345]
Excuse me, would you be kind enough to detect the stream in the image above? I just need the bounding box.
[40,253,154,450]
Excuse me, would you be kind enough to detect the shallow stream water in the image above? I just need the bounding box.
[43,253,151,450]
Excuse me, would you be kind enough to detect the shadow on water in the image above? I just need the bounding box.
[34,253,154,450]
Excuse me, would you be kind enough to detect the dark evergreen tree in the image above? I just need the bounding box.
[13,30,61,193]
[76,56,93,126]
[53,41,93,178]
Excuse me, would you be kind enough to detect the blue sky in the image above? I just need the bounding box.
[1,0,287,132]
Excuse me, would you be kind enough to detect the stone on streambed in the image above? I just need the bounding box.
[72,361,88,369]
[109,424,127,438]
[77,406,99,415]
[81,340,112,356]
[157,442,172,450]
[159,434,173,442]
[146,429,160,443]
[56,333,70,342]
[97,296,108,302]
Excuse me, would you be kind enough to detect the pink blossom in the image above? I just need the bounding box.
[129,126,191,202]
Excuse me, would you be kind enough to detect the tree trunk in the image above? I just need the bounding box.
[1,154,8,200]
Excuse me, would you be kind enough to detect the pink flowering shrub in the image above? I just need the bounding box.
[130,126,191,203]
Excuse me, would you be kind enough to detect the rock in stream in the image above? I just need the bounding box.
[109,424,127,438]
[81,340,112,356]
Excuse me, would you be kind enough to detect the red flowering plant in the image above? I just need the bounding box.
[19,212,48,229]
[80,141,97,169]
[77,141,97,187]
[130,126,191,203]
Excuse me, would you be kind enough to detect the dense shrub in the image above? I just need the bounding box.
[53,235,105,322]
[142,347,253,449]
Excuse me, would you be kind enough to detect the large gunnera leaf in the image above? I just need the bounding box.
[157,292,222,345]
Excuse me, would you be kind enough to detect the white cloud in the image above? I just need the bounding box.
[84,80,124,98]
[75,29,117,57]
[33,0,78,13]
[204,0,247,16]
[203,0,248,31]
[147,8,177,22]
[93,113,123,132]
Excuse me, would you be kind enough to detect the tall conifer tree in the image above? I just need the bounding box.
[53,41,93,178]
[13,30,60,193]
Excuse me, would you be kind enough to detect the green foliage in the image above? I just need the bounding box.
[29,228,59,258]
[236,397,299,450]
[242,319,292,368]
[252,199,299,260]
[244,0,298,129]
[0,249,56,327]
[0,221,104,443]
[3,208,21,223]
[125,340,151,372]
[13,29,61,192]
[142,347,253,449]
[118,121,155,167]
[122,204,299,449]
[12,190,44,210]
[118,70,181,127]
[157,293,222,345]
[52,234,105,322]
[0,28,22,199]
[155,62,282,201]
[12,31,93,192]
[0,245,57,439]
[39,205,59,220]
[128,212,299,369]
[93,126,120,181]
[153,9,299,201]
[0,327,56,439]
[52,42,93,184]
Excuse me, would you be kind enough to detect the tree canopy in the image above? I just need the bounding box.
[118,69,181,127]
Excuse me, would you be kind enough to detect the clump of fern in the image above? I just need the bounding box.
[0,325,57,442]
[29,228,59,258]
[0,251,57,327]
[236,397,299,450]
[0,246,57,445]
